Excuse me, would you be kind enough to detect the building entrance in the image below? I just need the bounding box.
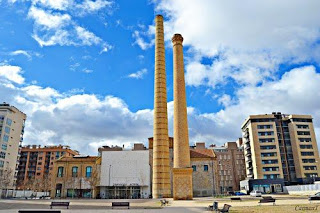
[104,186,141,199]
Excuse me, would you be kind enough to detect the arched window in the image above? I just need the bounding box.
[72,166,78,177]
[86,166,92,177]
[57,167,64,177]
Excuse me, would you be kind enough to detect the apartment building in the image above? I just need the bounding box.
[51,155,101,198]
[241,112,320,187]
[209,140,246,194]
[0,103,26,189]
[17,145,79,190]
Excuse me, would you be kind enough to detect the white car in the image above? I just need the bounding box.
[250,190,262,197]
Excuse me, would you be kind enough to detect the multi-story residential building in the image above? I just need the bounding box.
[149,138,218,197]
[241,112,320,190]
[0,103,26,189]
[99,144,150,199]
[51,155,101,198]
[209,140,246,194]
[17,145,78,190]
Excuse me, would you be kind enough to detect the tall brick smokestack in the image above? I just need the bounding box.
[172,33,193,200]
[152,14,171,198]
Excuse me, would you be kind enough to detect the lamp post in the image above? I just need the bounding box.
[108,165,112,198]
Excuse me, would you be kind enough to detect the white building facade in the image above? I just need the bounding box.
[99,149,150,199]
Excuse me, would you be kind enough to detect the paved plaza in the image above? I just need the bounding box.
[0,195,319,213]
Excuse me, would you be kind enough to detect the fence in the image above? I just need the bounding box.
[0,189,49,199]
[284,183,320,195]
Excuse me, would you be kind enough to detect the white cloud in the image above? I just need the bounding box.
[10,50,32,60]
[132,30,153,50]
[75,0,112,14]
[14,1,111,50]
[185,66,320,148]
[0,65,25,84]
[31,0,71,11]
[75,26,102,46]
[1,63,320,154]
[28,6,71,29]
[82,68,93,73]
[127,68,147,79]
[154,0,320,88]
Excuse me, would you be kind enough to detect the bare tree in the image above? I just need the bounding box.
[85,165,100,198]
[41,173,52,196]
[66,176,79,198]
[0,168,14,198]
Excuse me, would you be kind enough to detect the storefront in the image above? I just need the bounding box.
[100,185,145,199]
[240,179,284,194]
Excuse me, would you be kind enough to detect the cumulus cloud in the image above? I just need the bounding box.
[127,68,148,79]
[1,63,320,154]
[153,0,320,88]
[7,0,112,52]
[0,65,25,84]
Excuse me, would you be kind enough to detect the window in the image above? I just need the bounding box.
[86,166,92,177]
[1,144,7,150]
[0,160,4,167]
[192,165,196,172]
[259,138,275,143]
[38,162,42,165]
[204,165,209,171]
[262,160,278,164]
[302,159,316,163]
[263,167,279,172]
[263,174,280,179]
[305,173,318,178]
[57,167,64,177]
[261,152,277,157]
[4,127,10,134]
[37,167,41,170]
[0,151,6,159]
[300,145,313,149]
[301,152,314,156]
[3,135,9,142]
[297,124,309,129]
[297,131,310,136]
[304,166,317,170]
[72,166,78,177]
[299,138,312,142]
[292,118,312,123]
[260,145,276,150]
[38,157,43,160]
[257,125,273,129]
[258,131,274,136]
[6,118,12,126]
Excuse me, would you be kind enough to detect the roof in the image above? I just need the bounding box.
[56,156,100,162]
[190,149,216,159]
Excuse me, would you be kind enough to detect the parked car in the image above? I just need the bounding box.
[234,191,246,196]
[250,190,262,197]
[227,191,235,196]
[309,192,320,199]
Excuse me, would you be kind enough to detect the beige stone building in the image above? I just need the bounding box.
[209,140,246,194]
[50,155,101,198]
[0,103,26,189]
[241,112,320,185]
[17,145,78,190]
[189,143,216,197]
[149,138,217,197]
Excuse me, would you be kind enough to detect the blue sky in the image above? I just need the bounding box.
[1,0,320,155]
